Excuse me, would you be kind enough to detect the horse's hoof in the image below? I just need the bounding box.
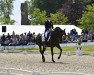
[42,61,45,62]
[52,60,55,63]
[58,57,60,59]
[43,61,45,62]
[42,59,45,62]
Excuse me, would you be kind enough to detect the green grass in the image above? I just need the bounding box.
[16,45,94,55]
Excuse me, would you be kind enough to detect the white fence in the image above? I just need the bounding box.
[60,42,94,47]
[0,42,94,50]
[0,68,33,75]
[0,68,91,75]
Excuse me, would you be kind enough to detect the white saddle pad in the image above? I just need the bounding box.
[42,33,45,42]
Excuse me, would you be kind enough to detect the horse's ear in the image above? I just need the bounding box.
[64,29,66,31]
[62,30,66,36]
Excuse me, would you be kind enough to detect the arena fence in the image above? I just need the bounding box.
[0,68,91,75]
[0,68,33,75]
[0,42,94,50]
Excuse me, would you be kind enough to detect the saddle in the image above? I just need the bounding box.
[42,29,53,43]
[45,29,53,42]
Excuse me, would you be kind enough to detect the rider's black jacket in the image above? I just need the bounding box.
[45,20,53,31]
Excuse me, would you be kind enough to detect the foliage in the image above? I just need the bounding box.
[28,0,69,14]
[59,2,85,25]
[0,0,15,24]
[0,15,15,24]
[29,8,68,25]
[75,0,91,3]
[77,4,94,30]
[77,38,82,45]
[29,8,46,25]
[51,12,68,25]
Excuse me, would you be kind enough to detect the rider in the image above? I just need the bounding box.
[44,15,54,42]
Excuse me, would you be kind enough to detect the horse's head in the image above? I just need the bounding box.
[53,27,66,42]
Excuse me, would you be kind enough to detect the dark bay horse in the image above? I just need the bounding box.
[35,27,65,63]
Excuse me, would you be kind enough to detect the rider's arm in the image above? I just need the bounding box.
[51,21,54,29]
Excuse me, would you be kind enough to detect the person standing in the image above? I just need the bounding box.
[1,34,6,46]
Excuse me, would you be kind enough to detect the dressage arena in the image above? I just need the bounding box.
[0,51,94,75]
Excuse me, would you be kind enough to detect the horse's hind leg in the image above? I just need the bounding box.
[39,45,42,54]
[51,47,55,63]
[56,44,62,59]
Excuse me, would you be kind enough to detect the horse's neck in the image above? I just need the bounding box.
[51,31,61,40]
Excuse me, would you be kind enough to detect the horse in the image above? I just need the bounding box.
[35,27,65,63]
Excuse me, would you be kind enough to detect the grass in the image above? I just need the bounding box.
[16,45,94,55]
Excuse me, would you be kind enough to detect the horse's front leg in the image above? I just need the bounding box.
[39,45,45,62]
[56,44,62,59]
[41,46,46,62]
[51,47,55,63]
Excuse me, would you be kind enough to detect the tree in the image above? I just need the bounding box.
[51,12,68,25]
[59,2,85,25]
[29,8,47,25]
[0,0,15,24]
[28,0,68,14]
[77,4,94,30]
[75,0,91,3]
[0,15,15,24]
[29,8,68,25]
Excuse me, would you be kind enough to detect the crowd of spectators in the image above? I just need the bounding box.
[62,29,94,43]
[0,31,36,46]
[0,29,94,46]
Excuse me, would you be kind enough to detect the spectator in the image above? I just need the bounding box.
[27,31,32,42]
[6,33,11,40]
[1,34,6,46]
[0,29,94,46]
[31,32,36,43]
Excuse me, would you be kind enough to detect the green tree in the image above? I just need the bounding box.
[29,8,68,25]
[29,8,46,25]
[77,4,94,30]
[0,0,15,24]
[51,12,68,25]
[28,0,68,14]
[0,15,15,24]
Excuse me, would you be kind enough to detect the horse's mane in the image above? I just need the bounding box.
[53,27,63,37]
[54,27,62,31]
